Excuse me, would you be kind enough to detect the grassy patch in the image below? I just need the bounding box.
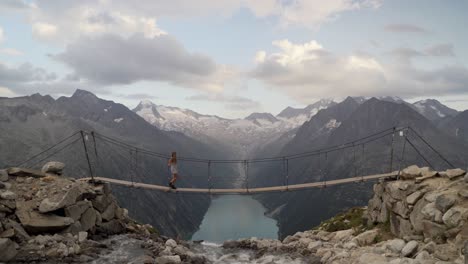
[315,207,366,233]
[146,226,159,235]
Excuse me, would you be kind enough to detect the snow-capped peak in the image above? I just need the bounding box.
[412,99,458,120]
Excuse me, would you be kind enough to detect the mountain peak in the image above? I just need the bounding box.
[139,99,156,107]
[245,112,279,123]
[71,89,98,99]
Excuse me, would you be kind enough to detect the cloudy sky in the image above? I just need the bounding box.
[0,0,467,118]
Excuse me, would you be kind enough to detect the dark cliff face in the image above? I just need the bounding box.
[252,98,468,238]
[0,90,221,238]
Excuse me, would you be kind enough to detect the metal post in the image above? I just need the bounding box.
[323,152,328,188]
[244,160,249,193]
[352,143,357,178]
[389,127,396,172]
[361,144,365,182]
[285,158,289,191]
[208,160,212,193]
[397,127,409,179]
[80,131,94,181]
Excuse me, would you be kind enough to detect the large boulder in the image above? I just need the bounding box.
[6,167,45,178]
[16,200,74,233]
[401,240,418,257]
[39,184,82,213]
[80,208,97,232]
[41,161,65,175]
[435,194,457,213]
[400,165,422,180]
[97,219,125,235]
[0,170,8,182]
[65,200,92,221]
[443,168,466,180]
[0,238,18,262]
[101,202,117,221]
[442,207,468,228]
[155,255,181,264]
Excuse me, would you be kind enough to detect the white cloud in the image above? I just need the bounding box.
[24,0,382,44]
[0,26,4,43]
[53,33,234,92]
[32,22,58,40]
[0,86,17,97]
[251,39,468,103]
[0,48,24,56]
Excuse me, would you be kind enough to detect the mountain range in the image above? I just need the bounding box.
[2,89,467,239]
[0,90,226,239]
[133,96,460,157]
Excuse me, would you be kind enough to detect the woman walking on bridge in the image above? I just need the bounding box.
[168,152,178,189]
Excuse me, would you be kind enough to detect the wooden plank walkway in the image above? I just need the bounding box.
[82,171,398,194]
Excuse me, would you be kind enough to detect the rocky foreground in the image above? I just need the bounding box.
[0,163,207,263]
[223,166,468,264]
[2,163,468,263]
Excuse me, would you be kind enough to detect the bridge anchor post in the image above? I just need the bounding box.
[80,131,94,182]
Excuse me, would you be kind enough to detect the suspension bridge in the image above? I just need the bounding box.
[13,126,455,195]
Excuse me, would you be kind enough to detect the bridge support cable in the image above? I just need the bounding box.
[405,138,434,169]
[389,127,396,172]
[28,137,82,170]
[408,127,455,169]
[361,143,366,182]
[80,131,94,181]
[16,131,81,167]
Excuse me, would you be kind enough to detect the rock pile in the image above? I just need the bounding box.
[223,165,468,264]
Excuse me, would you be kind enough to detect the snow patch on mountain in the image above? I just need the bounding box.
[412,99,458,120]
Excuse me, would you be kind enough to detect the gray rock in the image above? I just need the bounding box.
[80,208,97,232]
[92,194,114,212]
[442,206,468,228]
[16,200,74,233]
[355,253,388,264]
[435,194,457,213]
[65,200,92,221]
[390,212,413,237]
[444,168,466,180]
[422,220,446,242]
[0,229,14,238]
[155,255,181,264]
[7,167,45,178]
[352,229,379,246]
[401,240,418,257]
[308,240,323,251]
[97,219,124,235]
[41,161,65,175]
[385,239,406,253]
[78,231,88,243]
[0,238,18,262]
[407,191,424,205]
[101,202,117,221]
[422,203,442,221]
[166,239,178,248]
[458,189,468,198]
[0,190,16,200]
[4,219,30,242]
[39,184,82,213]
[401,165,422,180]
[0,170,8,182]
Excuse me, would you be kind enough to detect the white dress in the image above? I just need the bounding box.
[170,163,178,174]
